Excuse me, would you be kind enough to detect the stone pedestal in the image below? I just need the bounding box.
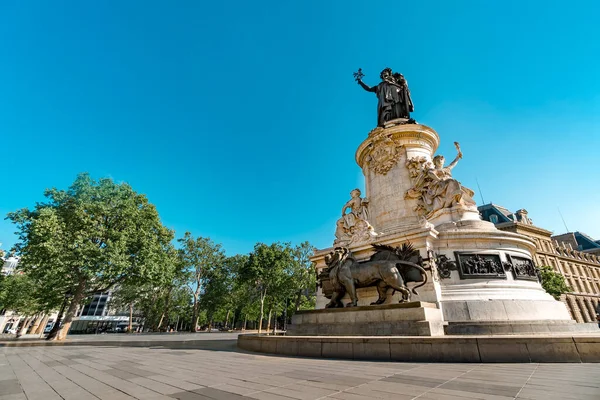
[287,302,444,336]
[354,124,440,233]
[309,123,582,335]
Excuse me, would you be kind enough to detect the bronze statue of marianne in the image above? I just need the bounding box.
[354,68,415,127]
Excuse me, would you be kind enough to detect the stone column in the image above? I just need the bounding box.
[355,124,440,233]
[567,295,584,323]
[577,297,592,322]
[585,298,597,322]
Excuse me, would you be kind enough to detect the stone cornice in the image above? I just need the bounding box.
[536,250,600,266]
[496,221,553,237]
[355,124,440,168]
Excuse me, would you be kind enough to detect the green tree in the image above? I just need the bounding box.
[164,285,193,331]
[177,232,226,331]
[538,265,572,300]
[0,273,41,317]
[239,242,296,333]
[291,241,316,312]
[6,173,174,340]
[201,254,247,330]
[153,249,187,331]
[199,261,231,330]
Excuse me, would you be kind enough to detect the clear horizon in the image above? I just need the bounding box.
[2,1,599,255]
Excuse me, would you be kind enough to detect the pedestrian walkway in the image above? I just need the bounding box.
[1,334,599,399]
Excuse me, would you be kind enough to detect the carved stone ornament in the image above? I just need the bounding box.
[367,134,402,175]
[433,253,458,279]
[454,252,507,280]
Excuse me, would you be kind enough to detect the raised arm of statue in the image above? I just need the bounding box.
[357,79,376,93]
[447,155,460,170]
[446,142,463,170]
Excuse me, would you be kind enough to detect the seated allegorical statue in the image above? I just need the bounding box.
[334,189,377,245]
[406,142,476,218]
[342,188,369,229]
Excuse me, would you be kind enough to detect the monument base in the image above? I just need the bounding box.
[238,334,600,362]
[445,320,600,335]
[287,302,444,336]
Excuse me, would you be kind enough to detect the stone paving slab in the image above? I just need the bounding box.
[0,336,599,399]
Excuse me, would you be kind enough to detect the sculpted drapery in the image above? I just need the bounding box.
[356,68,414,126]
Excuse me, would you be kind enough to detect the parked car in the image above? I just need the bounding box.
[43,322,55,334]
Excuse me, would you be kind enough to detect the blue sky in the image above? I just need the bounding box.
[1,1,599,255]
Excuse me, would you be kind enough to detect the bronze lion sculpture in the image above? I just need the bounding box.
[324,245,428,308]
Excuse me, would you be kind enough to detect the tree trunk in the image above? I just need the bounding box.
[266,307,272,332]
[243,315,247,331]
[225,310,230,328]
[28,314,44,335]
[34,315,50,335]
[272,305,277,335]
[17,316,32,337]
[295,289,302,311]
[190,289,200,332]
[157,286,173,331]
[46,300,68,340]
[54,279,87,341]
[128,303,133,333]
[258,289,266,334]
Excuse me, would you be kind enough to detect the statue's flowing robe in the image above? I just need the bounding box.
[373,81,403,126]
[368,82,414,126]
[423,168,476,213]
[398,85,414,117]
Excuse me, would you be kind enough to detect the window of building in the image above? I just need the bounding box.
[538,256,546,266]
[570,264,577,276]
[490,215,498,224]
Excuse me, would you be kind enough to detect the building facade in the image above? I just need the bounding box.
[0,254,58,335]
[70,291,133,334]
[479,204,600,323]
[1,252,135,335]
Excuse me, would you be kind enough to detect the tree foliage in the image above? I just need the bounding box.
[538,265,572,300]
[5,173,317,337]
[0,273,41,316]
[238,242,315,333]
[177,232,226,331]
[6,173,175,339]
[291,241,317,311]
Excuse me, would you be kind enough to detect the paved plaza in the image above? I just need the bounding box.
[1,334,600,400]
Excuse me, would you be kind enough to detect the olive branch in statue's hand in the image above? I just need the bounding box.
[353,68,365,82]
